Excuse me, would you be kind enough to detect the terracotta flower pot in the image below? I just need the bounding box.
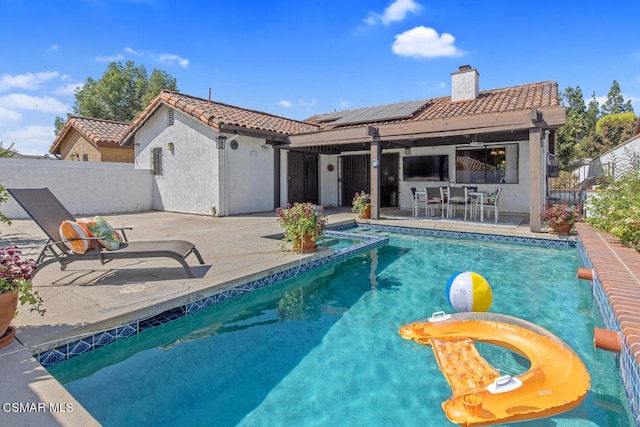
[293,231,318,253]
[0,291,19,349]
[552,222,573,234]
[359,204,371,219]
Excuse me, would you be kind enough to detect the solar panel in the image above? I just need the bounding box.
[313,111,345,122]
[331,99,428,125]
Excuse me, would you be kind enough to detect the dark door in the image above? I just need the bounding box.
[380,153,399,207]
[288,151,318,204]
[340,154,370,206]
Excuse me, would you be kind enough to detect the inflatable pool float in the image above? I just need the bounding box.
[399,312,590,426]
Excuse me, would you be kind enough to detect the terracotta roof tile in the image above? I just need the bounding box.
[306,81,559,130]
[122,90,320,143]
[49,117,129,154]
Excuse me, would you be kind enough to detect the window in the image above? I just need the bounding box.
[455,144,518,184]
[151,147,163,175]
[402,155,449,181]
[82,154,88,161]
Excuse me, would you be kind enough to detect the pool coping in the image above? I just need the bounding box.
[574,223,640,425]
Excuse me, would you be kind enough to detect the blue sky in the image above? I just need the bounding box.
[1,0,639,156]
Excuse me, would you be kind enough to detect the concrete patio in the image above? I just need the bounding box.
[0,207,548,426]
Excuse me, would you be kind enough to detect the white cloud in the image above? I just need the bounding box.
[392,26,463,58]
[3,125,55,155]
[298,99,317,107]
[339,101,351,109]
[381,0,421,24]
[0,94,68,113]
[55,82,83,96]
[279,99,316,108]
[96,54,124,62]
[0,71,60,91]
[49,44,59,52]
[124,46,140,55]
[365,0,421,26]
[0,107,22,124]
[158,54,189,68]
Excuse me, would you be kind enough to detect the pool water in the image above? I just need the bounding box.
[48,231,633,426]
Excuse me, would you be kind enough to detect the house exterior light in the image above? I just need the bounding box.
[216,135,227,149]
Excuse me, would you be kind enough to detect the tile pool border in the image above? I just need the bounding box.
[576,234,640,425]
[34,229,388,367]
[34,224,577,367]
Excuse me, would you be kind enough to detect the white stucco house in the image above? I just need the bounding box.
[590,121,640,180]
[119,65,566,232]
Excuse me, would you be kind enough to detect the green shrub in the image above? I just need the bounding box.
[0,184,12,227]
[587,167,640,251]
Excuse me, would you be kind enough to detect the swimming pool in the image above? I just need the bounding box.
[47,230,633,426]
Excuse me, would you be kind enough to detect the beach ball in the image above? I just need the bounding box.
[446,271,493,312]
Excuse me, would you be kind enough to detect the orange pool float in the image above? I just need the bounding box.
[399,312,590,426]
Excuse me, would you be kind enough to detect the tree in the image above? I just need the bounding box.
[54,115,68,135]
[0,141,18,158]
[592,112,637,155]
[55,60,178,128]
[556,86,589,165]
[143,69,177,107]
[601,80,634,115]
[557,81,637,163]
[0,141,16,225]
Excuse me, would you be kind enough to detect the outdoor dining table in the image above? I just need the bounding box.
[468,191,486,222]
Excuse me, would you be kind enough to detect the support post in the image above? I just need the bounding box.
[529,128,543,232]
[370,137,381,220]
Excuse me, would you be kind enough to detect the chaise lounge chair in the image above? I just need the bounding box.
[7,188,205,278]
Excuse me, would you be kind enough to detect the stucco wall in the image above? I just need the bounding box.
[0,158,153,219]
[598,134,640,179]
[101,146,134,163]
[134,105,220,216]
[60,132,101,162]
[133,106,276,216]
[224,135,275,215]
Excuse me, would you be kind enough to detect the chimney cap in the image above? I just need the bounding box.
[458,64,472,71]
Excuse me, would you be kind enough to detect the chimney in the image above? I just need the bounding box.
[451,65,479,102]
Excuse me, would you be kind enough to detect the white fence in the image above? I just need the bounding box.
[0,159,153,219]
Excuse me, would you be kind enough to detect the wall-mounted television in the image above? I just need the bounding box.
[402,155,449,181]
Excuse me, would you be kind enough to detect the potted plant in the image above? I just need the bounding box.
[540,204,583,234]
[0,246,45,348]
[352,191,371,219]
[276,202,328,253]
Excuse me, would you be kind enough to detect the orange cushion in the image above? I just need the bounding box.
[59,220,92,254]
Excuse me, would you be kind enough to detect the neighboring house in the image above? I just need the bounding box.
[575,119,640,189]
[49,117,132,163]
[120,65,566,232]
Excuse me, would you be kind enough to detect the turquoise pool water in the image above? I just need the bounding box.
[48,231,633,426]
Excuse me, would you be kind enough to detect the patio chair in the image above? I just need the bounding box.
[7,188,205,278]
[410,187,426,217]
[424,187,444,218]
[481,188,503,223]
[447,186,469,220]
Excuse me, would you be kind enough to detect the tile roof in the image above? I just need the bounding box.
[122,90,320,143]
[49,117,129,154]
[305,81,560,131]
